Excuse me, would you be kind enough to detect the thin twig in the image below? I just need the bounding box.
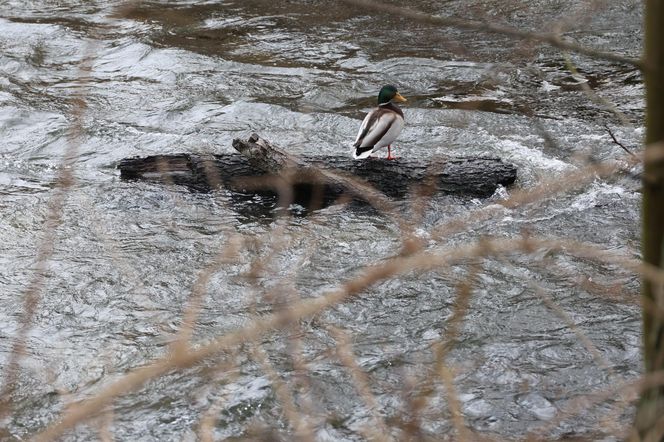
[31,235,664,441]
[249,343,315,442]
[605,124,638,158]
[527,370,664,440]
[341,0,644,69]
[429,156,641,245]
[429,257,484,442]
[98,408,115,442]
[197,357,241,442]
[0,42,94,419]
[173,234,244,351]
[562,53,633,127]
[328,326,393,441]
[497,252,617,374]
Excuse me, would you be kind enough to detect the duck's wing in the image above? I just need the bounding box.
[353,108,396,148]
[354,109,377,148]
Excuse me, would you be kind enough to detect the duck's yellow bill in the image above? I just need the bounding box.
[393,92,407,103]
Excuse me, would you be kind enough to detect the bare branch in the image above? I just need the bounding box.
[0,42,95,419]
[341,0,644,69]
[328,326,393,441]
[30,234,664,441]
[605,124,638,158]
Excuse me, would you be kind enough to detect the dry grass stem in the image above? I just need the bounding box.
[3,0,650,440]
[528,370,664,440]
[498,255,617,374]
[563,52,634,127]
[197,357,241,442]
[249,343,315,442]
[284,324,319,438]
[341,0,643,68]
[19,3,650,435]
[31,233,659,440]
[550,0,605,35]
[0,45,95,419]
[437,363,470,442]
[328,326,392,441]
[397,373,428,441]
[429,259,483,442]
[198,397,225,442]
[174,234,244,349]
[429,159,639,245]
[536,286,614,372]
[97,408,115,442]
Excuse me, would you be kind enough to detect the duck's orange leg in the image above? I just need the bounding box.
[386,145,397,160]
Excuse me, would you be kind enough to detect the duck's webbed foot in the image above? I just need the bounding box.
[386,145,397,160]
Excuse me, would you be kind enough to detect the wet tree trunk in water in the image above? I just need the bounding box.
[636,0,664,439]
[118,134,518,204]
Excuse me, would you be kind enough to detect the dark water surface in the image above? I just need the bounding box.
[0,1,644,440]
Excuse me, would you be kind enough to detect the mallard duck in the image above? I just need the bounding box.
[352,85,407,160]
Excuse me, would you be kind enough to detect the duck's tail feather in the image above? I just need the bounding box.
[352,144,374,159]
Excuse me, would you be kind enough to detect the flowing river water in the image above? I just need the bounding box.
[0,1,645,440]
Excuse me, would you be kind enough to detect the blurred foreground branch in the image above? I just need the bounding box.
[32,233,664,441]
[342,0,643,69]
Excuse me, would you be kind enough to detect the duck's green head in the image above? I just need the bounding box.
[377,84,407,105]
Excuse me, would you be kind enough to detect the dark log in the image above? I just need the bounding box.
[117,133,517,209]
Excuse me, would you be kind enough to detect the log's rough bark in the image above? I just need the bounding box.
[118,133,517,208]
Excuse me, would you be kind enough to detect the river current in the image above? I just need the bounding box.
[0,1,644,440]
